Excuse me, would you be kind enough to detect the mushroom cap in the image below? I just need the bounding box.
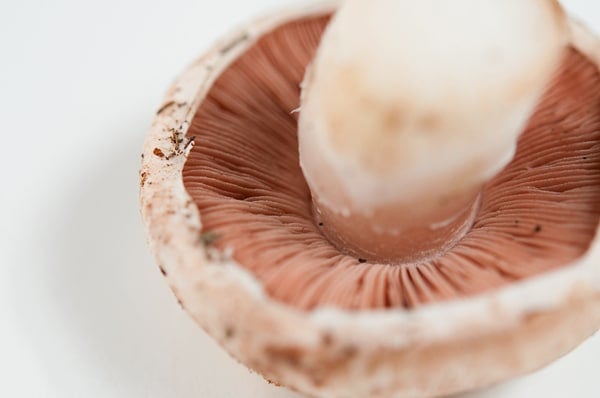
[140,2,600,397]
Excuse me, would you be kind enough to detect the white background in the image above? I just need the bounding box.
[1,0,599,397]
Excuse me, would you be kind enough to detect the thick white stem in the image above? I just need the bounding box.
[299,0,568,262]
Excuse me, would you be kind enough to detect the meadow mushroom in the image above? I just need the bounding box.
[140,0,600,397]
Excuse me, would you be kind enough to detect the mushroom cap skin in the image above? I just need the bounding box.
[140,2,600,397]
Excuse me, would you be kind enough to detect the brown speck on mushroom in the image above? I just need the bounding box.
[265,378,282,387]
[140,171,148,187]
[156,100,177,115]
[224,326,236,339]
[199,231,218,246]
[265,346,303,367]
[169,129,183,146]
[153,147,165,158]
[184,136,196,150]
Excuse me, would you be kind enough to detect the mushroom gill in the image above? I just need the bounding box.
[183,15,600,310]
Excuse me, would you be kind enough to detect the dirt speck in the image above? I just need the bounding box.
[140,172,148,187]
[224,326,236,339]
[264,346,303,367]
[157,100,176,115]
[153,148,165,158]
[200,231,218,246]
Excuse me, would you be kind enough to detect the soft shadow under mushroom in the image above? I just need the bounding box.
[14,126,301,397]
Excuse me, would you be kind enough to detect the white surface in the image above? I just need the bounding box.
[0,0,598,397]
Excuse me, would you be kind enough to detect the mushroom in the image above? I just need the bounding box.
[140,0,600,397]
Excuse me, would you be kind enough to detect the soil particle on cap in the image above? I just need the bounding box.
[140,171,148,187]
[163,128,194,160]
[153,148,165,158]
[166,130,184,159]
[224,326,236,339]
[184,136,196,150]
[159,266,167,276]
[156,100,176,115]
[170,130,184,146]
[265,379,282,387]
[264,346,303,367]
[534,225,543,233]
[157,101,188,115]
[199,231,219,246]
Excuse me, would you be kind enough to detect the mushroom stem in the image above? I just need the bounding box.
[298,0,568,263]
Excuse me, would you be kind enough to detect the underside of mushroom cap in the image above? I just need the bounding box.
[183,14,600,311]
[140,3,600,397]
